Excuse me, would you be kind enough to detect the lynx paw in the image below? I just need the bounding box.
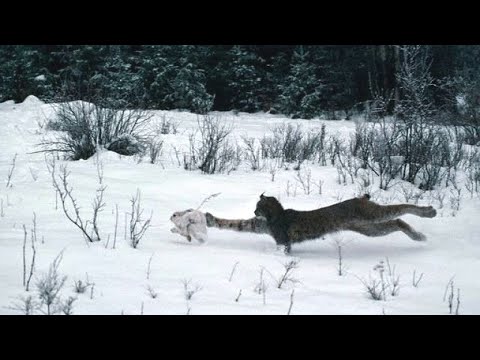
[424,206,437,218]
[412,232,427,242]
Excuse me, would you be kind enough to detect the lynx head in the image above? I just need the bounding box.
[254,193,284,220]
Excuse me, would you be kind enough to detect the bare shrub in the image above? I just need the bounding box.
[357,260,387,301]
[128,189,152,249]
[7,295,40,315]
[273,123,303,163]
[254,268,268,305]
[36,251,67,315]
[443,277,461,315]
[187,115,236,174]
[182,279,202,301]
[431,189,447,209]
[47,159,106,243]
[241,136,262,171]
[449,183,462,213]
[23,214,37,292]
[147,139,164,165]
[465,150,480,197]
[399,184,424,204]
[358,258,401,301]
[276,259,300,289]
[260,124,326,167]
[294,168,312,195]
[73,279,91,294]
[146,285,158,299]
[358,276,385,301]
[60,296,77,315]
[385,258,400,297]
[412,270,424,288]
[331,238,350,276]
[41,101,152,160]
[157,114,178,135]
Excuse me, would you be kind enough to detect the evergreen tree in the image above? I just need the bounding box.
[92,45,143,108]
[277,47,324,119]
[167,62,213,113]
[140,46,213,113]
[0,46,48,102]
[0,45,475,117]
[226,46,265,112]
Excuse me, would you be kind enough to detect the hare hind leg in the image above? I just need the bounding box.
[347,219,427,241]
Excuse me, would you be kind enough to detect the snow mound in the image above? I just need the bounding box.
[86,148,132,163]
[0,100,15,109]
[21,95,45,106]
[0,100,15,106]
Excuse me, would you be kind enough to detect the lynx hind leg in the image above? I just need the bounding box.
[385,219,427,241]
[348,219,427,242]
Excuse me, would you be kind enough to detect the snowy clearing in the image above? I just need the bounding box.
[1,96,479,315]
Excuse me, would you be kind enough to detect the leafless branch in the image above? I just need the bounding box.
[228,261,240,282]
[146,253,154,280]
[287,289,295,315]
[235,289,242,302]
[196,192,221,211]
[6,153,17,188]
[128,189,152,248]
[412,269,424,287]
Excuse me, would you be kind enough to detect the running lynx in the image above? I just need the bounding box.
[206,194,437,254]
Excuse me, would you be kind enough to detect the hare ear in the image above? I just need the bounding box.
[260,192,265,199]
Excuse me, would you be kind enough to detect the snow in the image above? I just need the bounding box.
[21,95,44,106]
[34,75,46,82]
[1,99,479,315]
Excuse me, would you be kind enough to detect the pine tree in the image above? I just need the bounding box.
[277,47,324,119]
[167,62,213,114]
[0,46,48,102]
[140,46,213,113]
[226,46,265,112]
[93,45,143,108]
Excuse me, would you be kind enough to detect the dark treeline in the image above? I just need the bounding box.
[0,45,479,119]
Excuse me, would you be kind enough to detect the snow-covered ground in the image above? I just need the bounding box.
[1,96,479,315]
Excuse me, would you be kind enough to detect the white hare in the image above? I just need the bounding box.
[170,209,208,243]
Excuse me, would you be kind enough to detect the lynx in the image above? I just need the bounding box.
[206,194,437,254]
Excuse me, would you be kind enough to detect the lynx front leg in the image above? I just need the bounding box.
[270,228,292,254]
[347,219,427,241]
[366,203,437,222]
